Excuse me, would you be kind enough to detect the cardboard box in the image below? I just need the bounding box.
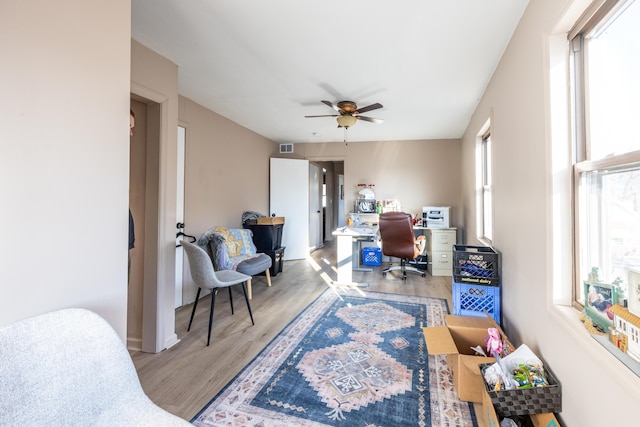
[423,314,512,403]
[481,385,561,427]
[531,413,562,427]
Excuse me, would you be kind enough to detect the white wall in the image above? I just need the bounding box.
[461,0,640,425]
[0,1,132,338]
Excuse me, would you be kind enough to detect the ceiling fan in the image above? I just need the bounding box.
[305,100,384,128]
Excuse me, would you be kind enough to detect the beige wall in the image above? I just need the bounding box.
[177,96,275,303]
[460,0,640,425]
[295,139,462,232]
[0,2,131,336]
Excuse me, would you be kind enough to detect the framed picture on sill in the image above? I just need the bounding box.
[583,281,618,331]
[628,268,640,318]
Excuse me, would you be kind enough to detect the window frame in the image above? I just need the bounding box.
[570,0,640,304]
[476,123,494,245]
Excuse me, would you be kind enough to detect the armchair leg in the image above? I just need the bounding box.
[247,279,253,300]
[228,287,234,315]
[265,269,272,287]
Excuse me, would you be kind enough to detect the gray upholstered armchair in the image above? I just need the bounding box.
[0,308,190,426]
[197,226,272,299]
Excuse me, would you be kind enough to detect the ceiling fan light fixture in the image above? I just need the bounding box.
[336,115,357,128]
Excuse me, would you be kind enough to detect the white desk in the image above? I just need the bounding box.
[332,225,379,287]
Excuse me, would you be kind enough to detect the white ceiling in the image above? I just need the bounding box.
[131,0,528,144]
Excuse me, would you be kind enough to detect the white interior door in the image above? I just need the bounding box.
[174,126,186,308]
[270,157,309,260]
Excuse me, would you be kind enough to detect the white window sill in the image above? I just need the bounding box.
[549,303,640,391]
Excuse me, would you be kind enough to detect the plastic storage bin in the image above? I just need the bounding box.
[453,245,500,286]
[452,280,501,325]
[258,247,285,277]
[244,223,284,252]
[362,247,382,266]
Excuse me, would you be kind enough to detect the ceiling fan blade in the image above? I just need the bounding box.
[321,100,341,112]
[357,116,384,124]
[356,103,383,114]
[305,114,340,118]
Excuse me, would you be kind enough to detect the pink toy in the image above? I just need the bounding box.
[485,327,503,357]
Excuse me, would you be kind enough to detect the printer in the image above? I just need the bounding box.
[422,206,450,228]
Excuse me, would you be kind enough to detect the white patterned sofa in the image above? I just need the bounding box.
[0,308,191,426]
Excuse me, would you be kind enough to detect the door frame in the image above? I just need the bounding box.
[175,125,186,308]
[306,157,345,242]
[131,82,179,353]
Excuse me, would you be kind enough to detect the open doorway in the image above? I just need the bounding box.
[128,99,148,350]
[129,88,179,353]
[311,160,344,246]
[322,167,327,242]
[271,158,344,257]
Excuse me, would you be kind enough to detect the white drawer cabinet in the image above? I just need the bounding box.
[424,228,456,276]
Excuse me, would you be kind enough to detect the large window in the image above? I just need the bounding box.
[571,0,640,304]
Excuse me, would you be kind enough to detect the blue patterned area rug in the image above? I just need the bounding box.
[192,289,477,427]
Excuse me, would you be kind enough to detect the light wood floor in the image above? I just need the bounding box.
[131,239,460,422]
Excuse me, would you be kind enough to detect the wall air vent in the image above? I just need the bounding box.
[279,143,294,154]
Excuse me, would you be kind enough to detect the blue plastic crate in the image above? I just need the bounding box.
[452,280,501,325]
[362,247,382,266]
